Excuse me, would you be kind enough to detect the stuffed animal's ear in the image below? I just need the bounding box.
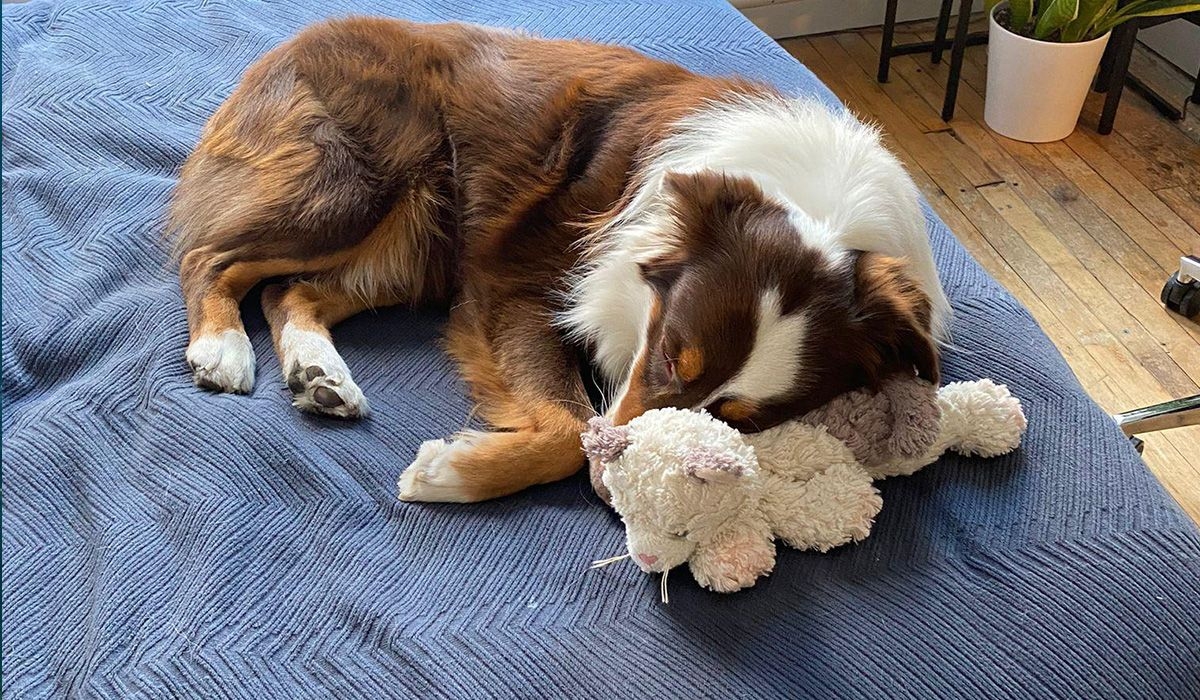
[683,446,746,484]
[580,417,631,463]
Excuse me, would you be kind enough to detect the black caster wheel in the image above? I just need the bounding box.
[1129,435,1145,455]
[1160,273,1200,319]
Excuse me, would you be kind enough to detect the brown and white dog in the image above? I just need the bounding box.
[171,17,950,503]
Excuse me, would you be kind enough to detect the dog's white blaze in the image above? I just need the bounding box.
[702,288,808,408]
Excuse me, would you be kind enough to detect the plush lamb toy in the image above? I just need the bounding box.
[582,377,1026,594]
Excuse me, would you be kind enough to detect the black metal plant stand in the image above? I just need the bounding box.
[1093,11,1200,135]
[877,0,988,121]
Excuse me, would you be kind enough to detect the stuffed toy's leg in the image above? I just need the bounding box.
[688,521,777,593]
[875,379,1026,478]
[749,424,883,552]
[760,464,882,552]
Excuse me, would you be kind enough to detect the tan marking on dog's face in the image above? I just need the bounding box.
[676,346,704,383]
[717,399,758,423]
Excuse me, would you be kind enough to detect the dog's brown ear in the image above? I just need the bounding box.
[851,252,940,385]
[637,258,684,297]
[660,170,766,252]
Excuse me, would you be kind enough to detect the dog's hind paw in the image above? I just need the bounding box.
[286,362,368,419]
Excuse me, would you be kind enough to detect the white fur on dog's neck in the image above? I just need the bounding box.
[558,95,952,399]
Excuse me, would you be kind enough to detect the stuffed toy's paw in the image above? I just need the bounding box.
[688,525,777,593]
[763,461,882,552]
[938,379,1026,457]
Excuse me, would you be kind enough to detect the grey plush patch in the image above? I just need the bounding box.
[580,416,630,463]
[682,446,746,481]
[879,376,940,459]
[800,374,940,468]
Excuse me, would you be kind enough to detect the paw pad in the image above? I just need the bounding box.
[286,363,366,418]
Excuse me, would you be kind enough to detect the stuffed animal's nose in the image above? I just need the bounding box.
[637,553,658,566]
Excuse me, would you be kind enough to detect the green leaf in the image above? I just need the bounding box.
[986,0,1033,32]
[1093,0,1200,35]
[1060,0,1114,41]
[1008,0,1035,31]
[1034,0,1080,39]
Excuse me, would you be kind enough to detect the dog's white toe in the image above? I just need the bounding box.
[186,330,256,394]
[397,438,471,502]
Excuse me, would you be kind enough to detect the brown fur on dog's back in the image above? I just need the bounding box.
[170,18,762,314]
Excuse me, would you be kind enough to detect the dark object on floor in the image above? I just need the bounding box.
[1161,255,1200,319]
[1115,305,1200,454]
[877,0,988,120]
[1094,11,1200,134]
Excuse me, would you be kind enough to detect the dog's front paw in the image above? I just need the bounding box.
[397,438,471,503]
[187,330,255,394]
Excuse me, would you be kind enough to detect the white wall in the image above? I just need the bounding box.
[1138,22,1200,77]
[733,0,984,40]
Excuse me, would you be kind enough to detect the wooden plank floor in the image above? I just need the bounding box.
[779,18,1200,524]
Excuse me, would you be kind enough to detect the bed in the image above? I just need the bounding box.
[3,0,1198,697]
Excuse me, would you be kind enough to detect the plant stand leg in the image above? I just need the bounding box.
[1098,22,1137,135]
[1094,40,1116,92]
[931,0,955,64]
[941,0,973,121]
[878,0,899,83]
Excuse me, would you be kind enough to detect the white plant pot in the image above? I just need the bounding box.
[984,6,1111,143]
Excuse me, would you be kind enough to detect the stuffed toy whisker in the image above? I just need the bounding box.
[589,553,631,569]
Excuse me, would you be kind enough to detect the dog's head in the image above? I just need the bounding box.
[609,170,940,432]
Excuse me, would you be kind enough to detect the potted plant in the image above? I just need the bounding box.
[984,0,1200,142]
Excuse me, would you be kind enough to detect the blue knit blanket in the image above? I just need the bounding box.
[4,1,1199,697]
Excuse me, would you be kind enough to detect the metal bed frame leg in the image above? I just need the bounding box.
[941,0,973,121]
[878,0,900,83]
[1114,395,1200,455]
